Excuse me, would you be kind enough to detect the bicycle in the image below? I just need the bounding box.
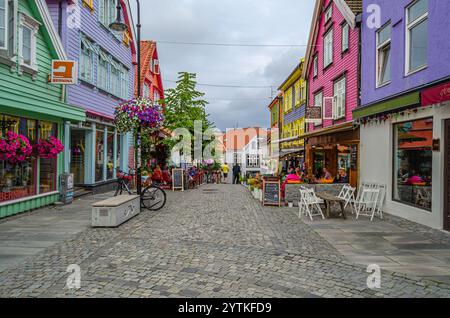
[114,167,167,211]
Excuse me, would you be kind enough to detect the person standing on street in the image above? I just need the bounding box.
[232,163,241,184]
[222,163,229,183]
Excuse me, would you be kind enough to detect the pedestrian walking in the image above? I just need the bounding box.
[232,163,241,185]
[221,163,229,183]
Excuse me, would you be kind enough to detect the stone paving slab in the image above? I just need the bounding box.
[0,185,449,298]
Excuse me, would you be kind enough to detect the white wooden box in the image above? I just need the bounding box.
[92,195,140,227]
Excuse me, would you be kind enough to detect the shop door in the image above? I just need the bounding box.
[70,130,86,185]
[445,120,450,231]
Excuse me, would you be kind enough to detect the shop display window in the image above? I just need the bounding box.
[107,128,114,179]
[393,118,433,211]
[39,121,58,194]
[95,125,105,182]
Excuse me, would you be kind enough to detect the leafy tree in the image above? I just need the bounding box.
[161,72,215,161]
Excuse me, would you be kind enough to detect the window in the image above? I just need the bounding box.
[314,91,323,126]
[324,5,333,23]
[333,76,346,119]
[143,84,150,99]
[246,154,260,168]
[106,128,114,179]
[406,0,428,74]
[120,67,129,99]
[284,90,292,113]
[0,0,6,49]
[154,91,160,102]
[80,37,94,82]
[377,23,391,86]
[342,23,349,52]
[18,13,39,75]
[393,118,433,211]
[110,61,120,96]
[291,85,296,108]
[99,0,117,26]
[95,125,105,182]
[39,122,57,194]
[323,28,333,68]
[313,55,318,77]
[98,51,109,91]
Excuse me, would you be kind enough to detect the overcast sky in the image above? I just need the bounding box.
[130,0,315,131]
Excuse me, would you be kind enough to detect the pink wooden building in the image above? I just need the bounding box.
[302,0,362,187]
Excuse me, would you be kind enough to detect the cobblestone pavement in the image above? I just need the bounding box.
[0,184,449,298]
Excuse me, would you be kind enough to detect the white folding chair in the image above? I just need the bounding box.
[337,185,356,210]
[355,188,381,221]
[300,188,325,221]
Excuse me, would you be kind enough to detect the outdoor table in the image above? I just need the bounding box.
[316,191,347,219]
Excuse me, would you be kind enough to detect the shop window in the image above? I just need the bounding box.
[95,125,105,182]
[106,128,114,179]
[393,118,433,211]
[116,133,121,173]
[71,130,85,185]
[0,115,37,203]
[39,121,57,194]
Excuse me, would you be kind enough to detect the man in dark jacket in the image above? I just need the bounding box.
[232,164,241,184]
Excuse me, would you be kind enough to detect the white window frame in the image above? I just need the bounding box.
[333,76,346,119]
[80,36,95,83]
[313,54,318,77]
[0,0,7,50]
[143,83,150,99]
[120,66,128,99]
[376,23,391,87]
[18,12,40,78]
[323,28,333,68]
[313,91,323,126]
[324,5,333,24]
[342,23,349,52]
[97,51,109,91]
[405,0,428,76]
[110,62,120,97]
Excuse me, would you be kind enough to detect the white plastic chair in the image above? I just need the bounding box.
[299,188,325,221]
[354,188,381,221]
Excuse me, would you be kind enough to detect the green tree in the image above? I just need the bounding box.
[161,72,215,160]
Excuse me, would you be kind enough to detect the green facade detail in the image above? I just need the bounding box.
[353,92,421,119]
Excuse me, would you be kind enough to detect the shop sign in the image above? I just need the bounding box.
[50,60,78,84]
[350,145,358,170]
[422,81,450,106]
[305,106,322,124]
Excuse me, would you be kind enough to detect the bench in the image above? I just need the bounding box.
[92,195,140,227]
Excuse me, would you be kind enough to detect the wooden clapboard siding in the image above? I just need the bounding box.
[45,0,135,117]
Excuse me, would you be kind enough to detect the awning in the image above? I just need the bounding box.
[0,86,86,122]
[272,136,301,144]
[422,81,450,106]
[279,149,304,158]
[299,121,356,139]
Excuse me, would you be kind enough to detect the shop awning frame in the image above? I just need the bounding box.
[299,121,357,140]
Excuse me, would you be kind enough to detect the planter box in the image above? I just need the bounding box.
[92,195,140,227]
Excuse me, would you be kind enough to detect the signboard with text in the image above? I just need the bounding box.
[51,60,78,85]
[305,106,322,124]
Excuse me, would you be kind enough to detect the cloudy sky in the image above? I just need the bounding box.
[130,0,315,131]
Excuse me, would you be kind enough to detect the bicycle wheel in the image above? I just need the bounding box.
[141,186,167,211]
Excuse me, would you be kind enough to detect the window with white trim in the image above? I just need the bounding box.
[376,23,391,86]
[97,51,109,91]
[80,37,94,82]
[120,66,128,99]
[342,23,349,52]
[99,0,117,27]
[18,13,39,76]
[324,5,332,24]
[0,0,7,50]
[406,0,428,74]
[323,28,333,68]
[154,90,160,102]
[110,61,120,97]
[333,76,346,119]
[314,91,323,126]
[313,54,318,77]
[143,84,150,99]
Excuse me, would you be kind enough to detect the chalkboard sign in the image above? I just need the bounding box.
[172,169,185,191]
[263,180,281,206]
[350,145,358,170]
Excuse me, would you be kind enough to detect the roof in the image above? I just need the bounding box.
[268,93,282,110]
[135,41,156,95]
[278,58,305,91]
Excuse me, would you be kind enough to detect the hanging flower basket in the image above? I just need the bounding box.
[0,131,33,164]
[35,136,64,159]
[114,97,164,133]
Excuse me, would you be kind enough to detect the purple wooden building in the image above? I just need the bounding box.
[46,0,137,193]
[354,0,450,230]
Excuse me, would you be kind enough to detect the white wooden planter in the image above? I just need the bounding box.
[92,195,140,227]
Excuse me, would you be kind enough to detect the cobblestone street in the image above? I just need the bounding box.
[0,185,449,298]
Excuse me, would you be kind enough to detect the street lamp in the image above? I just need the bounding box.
[110,0,143,195]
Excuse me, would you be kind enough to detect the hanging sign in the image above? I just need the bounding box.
[50,60,78,84]
[422,81,450,106]
[305,106,322,124]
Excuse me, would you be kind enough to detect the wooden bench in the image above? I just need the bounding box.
[92,195,140,227]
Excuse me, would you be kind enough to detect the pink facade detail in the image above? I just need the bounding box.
[306,0,361,131]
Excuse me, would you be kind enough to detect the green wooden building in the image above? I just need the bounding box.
[0,0,85,218]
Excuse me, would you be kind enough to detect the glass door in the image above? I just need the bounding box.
[70,130,86,185]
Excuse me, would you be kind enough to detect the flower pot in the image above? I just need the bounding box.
[288,202,294,208]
